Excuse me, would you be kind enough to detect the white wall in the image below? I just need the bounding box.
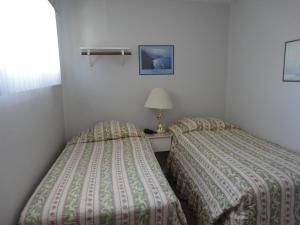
[226,0,300,152]
[57,0,230,139]
[0,86,65,225]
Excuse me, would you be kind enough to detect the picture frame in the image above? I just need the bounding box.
[139,45,174,75]
[283,39,300,82]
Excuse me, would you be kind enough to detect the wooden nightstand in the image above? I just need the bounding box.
[146,132,172,152]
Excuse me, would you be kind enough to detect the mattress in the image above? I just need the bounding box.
[19,134,186,225]
[168,128,300,225]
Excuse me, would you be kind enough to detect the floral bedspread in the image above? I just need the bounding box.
[168,128,300,225]
[19,136,186,225]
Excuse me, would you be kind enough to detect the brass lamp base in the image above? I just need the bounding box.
[155,110,166,134]
[156,123,166,134]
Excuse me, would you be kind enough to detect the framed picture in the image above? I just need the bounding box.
[139,45,174,75]
[283,39,300,82]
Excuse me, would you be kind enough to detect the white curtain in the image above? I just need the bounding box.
[0,0,61,96]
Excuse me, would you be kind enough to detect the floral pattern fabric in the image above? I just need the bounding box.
[19,131,186,225]
[68,120,145,145]
[168,128,300,225]
[168,118,235,135]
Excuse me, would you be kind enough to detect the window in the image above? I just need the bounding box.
[0,0,61,95]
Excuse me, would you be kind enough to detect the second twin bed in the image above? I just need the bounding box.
[168,117,300,225]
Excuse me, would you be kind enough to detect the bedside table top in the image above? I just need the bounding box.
[145,132,172,139]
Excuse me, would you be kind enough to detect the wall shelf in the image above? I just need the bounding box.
[80,47,131,66]
[80,47,131,55]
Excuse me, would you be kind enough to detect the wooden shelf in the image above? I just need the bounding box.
[80,47,131,55]
[81,51,131,55]
[80,47,131,66]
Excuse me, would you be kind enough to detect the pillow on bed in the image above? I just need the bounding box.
[69,120,145,144]
[169,117,235,134]
[193,117,227,131]
[168,117,198,134]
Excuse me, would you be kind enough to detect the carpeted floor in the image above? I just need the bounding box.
[155,152,198,225]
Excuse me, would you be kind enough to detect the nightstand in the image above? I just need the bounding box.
[146,133,172,152]
[146,132,172,174]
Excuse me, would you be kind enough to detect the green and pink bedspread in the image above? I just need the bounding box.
[19,121,186,225]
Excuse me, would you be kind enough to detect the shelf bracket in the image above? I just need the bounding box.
[87,49,94,67]
[120,49,125,65]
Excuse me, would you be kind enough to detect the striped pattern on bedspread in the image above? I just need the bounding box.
[168,128,300,225]
[19,137,186,225]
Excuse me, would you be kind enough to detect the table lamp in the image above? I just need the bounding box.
[144,88,173,133]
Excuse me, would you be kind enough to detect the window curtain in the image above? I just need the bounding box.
[0,0,61,96]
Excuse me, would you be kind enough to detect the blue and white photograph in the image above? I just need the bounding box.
[283,39,300,82]
[139,45,174,75]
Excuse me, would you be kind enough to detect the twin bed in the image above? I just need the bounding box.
[19,118,300,225]
[18,121,186,225]
[167,118,300,225]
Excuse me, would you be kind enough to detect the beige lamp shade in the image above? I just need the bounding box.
[144,88,173,109]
